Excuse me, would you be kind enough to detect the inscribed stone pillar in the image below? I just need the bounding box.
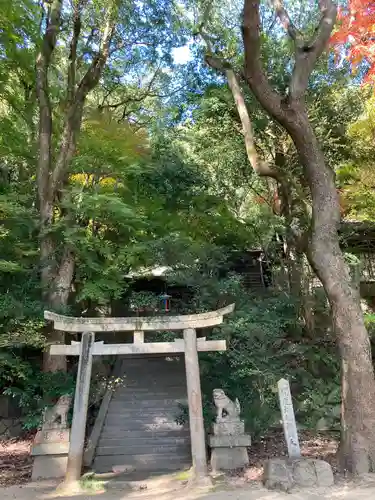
[64,332,95,485]
[183,328,208,483]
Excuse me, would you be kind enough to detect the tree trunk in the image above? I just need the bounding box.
[238,0,375,472]
[43,246,75,372]
[290,111,375,473]
[43,328,66,372]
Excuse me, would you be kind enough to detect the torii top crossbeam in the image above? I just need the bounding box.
[44,304,235,332]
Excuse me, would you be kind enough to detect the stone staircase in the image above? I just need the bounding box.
[92,356,191,473]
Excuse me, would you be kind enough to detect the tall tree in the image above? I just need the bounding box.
[198,0,375,472]
[34,0,186,371]
[35,0,119,371]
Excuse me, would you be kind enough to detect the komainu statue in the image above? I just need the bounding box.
[42,394,72,430]
[213,389,241,422]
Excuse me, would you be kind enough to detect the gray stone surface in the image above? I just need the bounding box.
[277,378,301,458]
[263,458,334,492]
[211,447,249,471]
[32,430,70,456]
[31,442,70,456]
[209,434,251,448]
[312,459,336,486]
[31,455,68,480]
[31,415,71,480]
[213,421,245,436]
[45,304,234,332]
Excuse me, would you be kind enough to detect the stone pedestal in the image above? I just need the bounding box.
[209,421,251,471]
[263,458,334,492]
[209,390,251,471]
[31,429,70,480]
[213,421,245,436]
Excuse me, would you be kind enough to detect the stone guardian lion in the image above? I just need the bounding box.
[213,388,241,422]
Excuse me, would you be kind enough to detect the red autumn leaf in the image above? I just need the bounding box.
[331,0,375,85]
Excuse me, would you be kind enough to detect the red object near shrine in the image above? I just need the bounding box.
[160,294,171,312]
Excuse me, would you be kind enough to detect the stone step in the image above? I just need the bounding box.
[102,421,185,432]
[107,406,185,414]
[101,427,189,436]
[105,410,181,419]
[102,424,181,432]
[106,410,182,418]
[109,397,186,411]
[122,360,185,369]
[113,388,186,396]
[104,417,182,424]
[121,366,185,372]
[112,396,186,402]
[113,393,184,399]
[92,357,191,474]
[120,375,185,380]
[112,396,185,404]
[100,429,189,440]
[96,443,191,456]
[106,405,182,414]
[93,455,191,473]
[116,384,186,396]
[99,436,190,448]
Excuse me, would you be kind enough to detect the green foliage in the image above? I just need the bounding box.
[198,291,299,436]
[336,93,375,221]
[3,370,75,430]
[129,291,160,312]
[364,314,375,338]
[175,281,340,437]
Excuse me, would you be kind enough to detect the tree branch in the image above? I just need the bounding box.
[280,0,337,100]
[205,53,281,183]
[102,65,161,110]
[269,0,301,41]
[75,6,116,103]
[52,3,117,193]
[76,27,98,68]
[36,0,62,218]
[226,68,280,180]
[67,0,87,105]
[242,0,284,121]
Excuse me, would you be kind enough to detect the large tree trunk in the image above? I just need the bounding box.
[290,111,375,473]
[238,0,375,472]
[43,246,75,372]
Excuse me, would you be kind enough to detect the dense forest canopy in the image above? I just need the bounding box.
[1,0,375,474]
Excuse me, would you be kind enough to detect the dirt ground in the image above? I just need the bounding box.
[1,431,374,499]
[0,430,338,487]
[0,435,33,486]
[1,475,375,500]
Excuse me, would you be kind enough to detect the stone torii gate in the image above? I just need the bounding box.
[45,304,234,487]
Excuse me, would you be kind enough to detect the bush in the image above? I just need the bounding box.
[3,369,75,430]
[175,283,341,437]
